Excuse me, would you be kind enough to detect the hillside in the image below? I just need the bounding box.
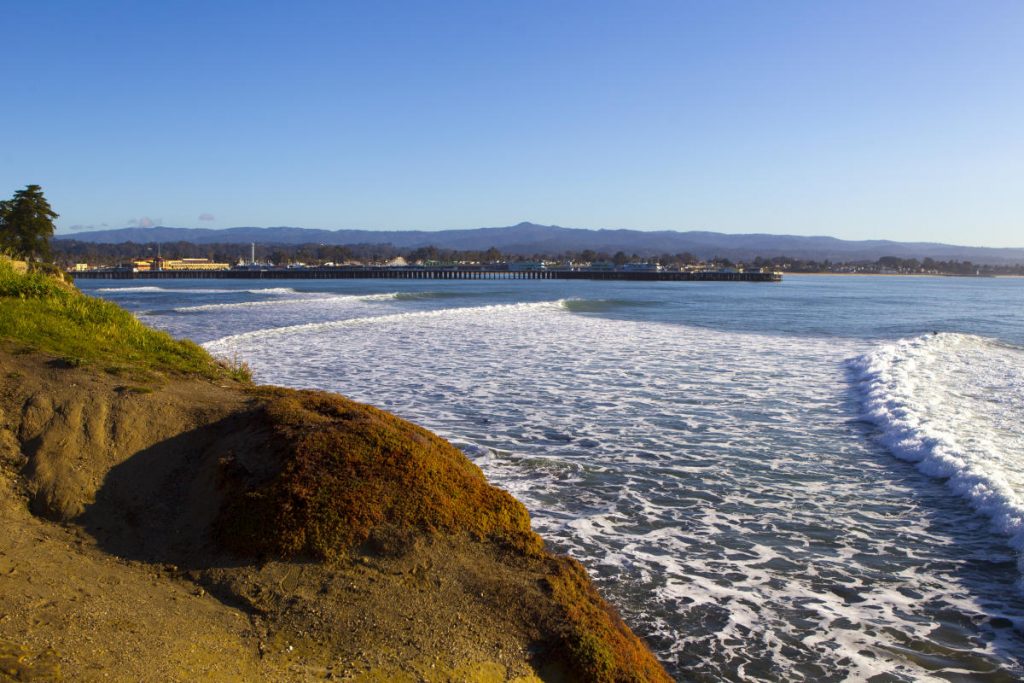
[0,259,670,682]
[56,222,1024,265]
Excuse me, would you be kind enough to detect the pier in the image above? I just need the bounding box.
[73,267,781,282]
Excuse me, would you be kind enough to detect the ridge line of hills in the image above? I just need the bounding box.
[56,222,1024,265]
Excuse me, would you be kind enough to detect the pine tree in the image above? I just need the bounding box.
[0,185,59,261]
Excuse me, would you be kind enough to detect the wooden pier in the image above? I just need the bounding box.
[73,268,781,282]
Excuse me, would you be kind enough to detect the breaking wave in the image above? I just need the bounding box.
[96,285,166,293]
[97,285,302,295]
[849,333,1024,584]
[203,299,571,353]
[200,304,1024,679]
[176,291,399,312]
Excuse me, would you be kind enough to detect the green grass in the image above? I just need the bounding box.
[0,258,249,381]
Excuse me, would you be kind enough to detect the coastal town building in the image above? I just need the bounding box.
[621,262,661,272]
[508,261,547,271]
[133,257,230,272]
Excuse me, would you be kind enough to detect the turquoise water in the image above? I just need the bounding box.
[83,275,1024,681]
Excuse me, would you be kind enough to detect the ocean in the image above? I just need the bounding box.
[81,274,1024,682]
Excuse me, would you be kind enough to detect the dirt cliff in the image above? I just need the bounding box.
[0,260,670,682]
[0,347,670,682]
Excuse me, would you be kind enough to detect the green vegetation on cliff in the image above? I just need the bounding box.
[0,257,247,381]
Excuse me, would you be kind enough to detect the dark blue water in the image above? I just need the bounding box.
[84,275,1024,345]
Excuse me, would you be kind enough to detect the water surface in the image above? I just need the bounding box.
[83,275,1024,681]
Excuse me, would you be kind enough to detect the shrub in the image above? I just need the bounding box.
[217,388,543,561]
[543,557,672,683]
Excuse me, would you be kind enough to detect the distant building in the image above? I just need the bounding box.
[135,257,230,272]
[168,258,230,271]
[622,263,661,272]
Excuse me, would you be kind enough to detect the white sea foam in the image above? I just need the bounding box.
[140,289,407,343]
[96,285,166,292]
[96,285,302,295]
[204,299,569,353]
[849,333,1024,583]
[176,291,399,312]
[200,302,1024,680]
[253,287,301,295]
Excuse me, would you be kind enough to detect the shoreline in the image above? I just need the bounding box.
[0,260,671,682]
[72,268,781,283]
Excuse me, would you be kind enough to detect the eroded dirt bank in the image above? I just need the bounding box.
[0,348,670,682]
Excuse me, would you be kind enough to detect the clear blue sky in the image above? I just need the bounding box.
[2,1,1021,246]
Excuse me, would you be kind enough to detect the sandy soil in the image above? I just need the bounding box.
[0,348,558,682]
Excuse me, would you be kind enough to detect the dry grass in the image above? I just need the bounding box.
[217,387,670,681]
[217,388,543,561]
[543,557,672,683]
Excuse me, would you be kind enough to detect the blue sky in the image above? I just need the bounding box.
[2,1,1021,246]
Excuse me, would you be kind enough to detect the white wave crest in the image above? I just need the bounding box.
[96,286,166,292]
[96,285,303,295]
[176,291,399,312]
[849,333,1024,583]
[252,287,300,295]
[203,299,570,354]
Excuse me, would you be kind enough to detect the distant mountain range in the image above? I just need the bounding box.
[55,222,1024,265]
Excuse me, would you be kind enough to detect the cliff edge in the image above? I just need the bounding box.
[0,260,671,682]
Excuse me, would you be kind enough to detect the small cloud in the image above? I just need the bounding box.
[198,213,216,222]
[127,216,161,228]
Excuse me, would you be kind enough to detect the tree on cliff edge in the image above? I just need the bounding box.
[0,185,58,261]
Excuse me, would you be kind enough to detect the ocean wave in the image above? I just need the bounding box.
[192,297,1024,677]
[95,285,304,295]
[176,291,399,312]
[95,278,1024,677]
[562,298,661,313]
[96,286,166,293]
[393,291,483,301]
[849,333,1024,584]
[252,287,299,295]
[203,299,570,354]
